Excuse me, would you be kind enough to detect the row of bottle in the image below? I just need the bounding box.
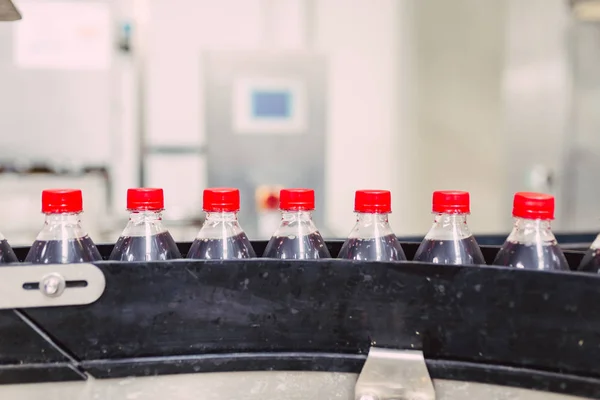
[0,187,599,272]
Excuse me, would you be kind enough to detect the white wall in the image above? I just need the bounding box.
[146,0,263,149]
[502,0,572,231]
[316,0,409,236]
[412,0,508,234]
[0,0,114,167]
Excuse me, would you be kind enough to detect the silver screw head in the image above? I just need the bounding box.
[40,273,66,297]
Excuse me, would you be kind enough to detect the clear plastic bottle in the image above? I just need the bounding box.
[187,188,255,259]
[493,192,569,270]
[578,236,600,273]
[263,188,330,259]
[413,190,485,265]
[109,188,181,261]
[578,234,600,272]
[338,190,406,261]
[25,189,102,264]
[0,231,18,264]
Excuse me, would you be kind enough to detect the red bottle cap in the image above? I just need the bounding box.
[42,189,83,213]
[127,188,164,211]
[203,188,240,212]
[280,188,315,211]
[355,190,391,213]
[512,192,554,220]
[432,190,470,214]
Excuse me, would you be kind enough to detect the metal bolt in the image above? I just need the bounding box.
[40,273,66,297]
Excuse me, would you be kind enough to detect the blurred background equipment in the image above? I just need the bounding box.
[0,0,21,21]
[255,184,283,239]
[203,51,327,237]
[571,0,600,20]
[0,0,600,244]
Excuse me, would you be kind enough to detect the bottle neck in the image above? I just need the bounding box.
[196,211,243,240]
[281,210,313,221]
[37,212,87,241]
[205,211,239,222]
[122,210,166,237]
[357,213,389,224]
[347,212,393,239]
[424,213,472,241]
[44,212,82,225]
[274,210,318,237]
[507,217,557,245]
[129,210,163,223]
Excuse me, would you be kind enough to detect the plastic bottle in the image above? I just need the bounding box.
[263,188,330,259]
[578,236,600,273]
[187,188,255,259]
[413,190,485,265]
[25,189,102,264]
[337,190,406,261]
[0,232,18,264]
[109,188,181,261]
[493,192,569,270]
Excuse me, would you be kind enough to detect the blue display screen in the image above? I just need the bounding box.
[251,90,291,118]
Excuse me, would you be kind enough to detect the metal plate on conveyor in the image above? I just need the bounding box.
[0,263,105,309]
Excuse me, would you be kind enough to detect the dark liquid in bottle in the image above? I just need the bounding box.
[493,241,569,270]
[0,239,18,264]
[187,232,255,259]
[109,231,181,261]
[338,234,406,261]
[25,236,102,264]
[578,248,600,273]
[263,232,330,259]
[413,236,485,265]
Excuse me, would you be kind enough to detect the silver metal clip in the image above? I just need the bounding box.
[0,263,106,309]
[355,347,435,400]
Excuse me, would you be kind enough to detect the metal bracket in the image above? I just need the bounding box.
[355,348,435,400]
[0,263,106,309]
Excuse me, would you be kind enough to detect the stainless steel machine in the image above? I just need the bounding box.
[203,51,328,238]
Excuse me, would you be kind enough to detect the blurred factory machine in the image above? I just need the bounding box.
[116,0,401,240]
[203,52,327,237]
[0,0,336,243]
